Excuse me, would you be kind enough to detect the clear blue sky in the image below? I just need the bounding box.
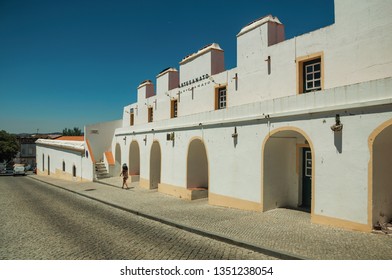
[0,0,334,134]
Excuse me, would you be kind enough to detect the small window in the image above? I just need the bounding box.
[171,100,178,118]
[215,86,227,110]
[148,107,153,123]
[130,112,134,126]
[62,161,65,172]
[297,53,323,94]
[73,165,76,177]
[303,59,321,93]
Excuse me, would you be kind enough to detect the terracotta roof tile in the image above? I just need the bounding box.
[56,136,84,141]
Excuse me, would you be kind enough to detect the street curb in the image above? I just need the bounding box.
[28,175,306,260]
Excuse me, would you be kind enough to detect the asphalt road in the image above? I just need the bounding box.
[0,176,277,260]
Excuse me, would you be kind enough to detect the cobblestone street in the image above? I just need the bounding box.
[0,176,277,260]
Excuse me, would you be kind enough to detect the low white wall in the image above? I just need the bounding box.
[36,145,92,181]
[86,119,122,163]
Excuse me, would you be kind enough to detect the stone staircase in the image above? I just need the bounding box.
[95,162,110,179]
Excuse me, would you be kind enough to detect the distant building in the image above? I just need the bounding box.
[14,134,60,167]
[36,0,392,232]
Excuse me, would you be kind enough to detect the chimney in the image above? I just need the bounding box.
[156,67,179,96]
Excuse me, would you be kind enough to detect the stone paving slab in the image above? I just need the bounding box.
[28,175,392,260]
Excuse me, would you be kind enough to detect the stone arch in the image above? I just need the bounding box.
[115,143,122,176]
[187,138,209,191]
[262,126,315,213]
[129,141,140,179]
[369,119,392,229]
[150,141,161,189]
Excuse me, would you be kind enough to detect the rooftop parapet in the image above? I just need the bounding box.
[156,67,179,95]
[137,80,155,101]
[180,43,223,65]
[237,15,282,37]
[179,43,225,85]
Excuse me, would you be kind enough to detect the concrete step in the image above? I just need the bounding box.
[97,174,111,179]
[95,167,107,172]
[95,162,110,179]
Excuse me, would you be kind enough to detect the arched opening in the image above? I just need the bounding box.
[129,141,140,178]
[73,165,76,177]
[115,143,122,177]
[47,155,50,175]
[187,138,209,191]
[62,161,65,172]
[371,121,392,229]
[150,141,161,189]
[262,128,314,213]
[42,154,45,171]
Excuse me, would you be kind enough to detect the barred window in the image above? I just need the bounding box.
[215,86,227,110]
[148,107,153,123]
[171,100,178,118]
[304,59,321,92]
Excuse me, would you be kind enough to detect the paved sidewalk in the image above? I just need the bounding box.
[28,175,392,260]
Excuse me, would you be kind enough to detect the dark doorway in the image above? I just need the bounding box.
[301,147,312,210]
[47,156,50,175]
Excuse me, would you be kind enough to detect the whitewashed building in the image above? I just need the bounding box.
[36,0,392,232]
[36,136,93,182]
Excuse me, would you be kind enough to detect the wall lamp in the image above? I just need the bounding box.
[232,73,238,91]
[331,114,343,132]
[166,132,175,141]
[209,76,220,86]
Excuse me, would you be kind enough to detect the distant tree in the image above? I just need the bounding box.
[62,127,83,136]
[0,130,19,163]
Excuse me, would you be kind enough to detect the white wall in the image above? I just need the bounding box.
[122,0,392,128]
[36,145,93,181]
[86,119,122,163]
[114,77,392,226]
[109,0,392,231]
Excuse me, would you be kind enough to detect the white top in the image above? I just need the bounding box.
[36,139,85,152]
[180,43,223,65]
[156,67,178,78]
[237,15,282,37]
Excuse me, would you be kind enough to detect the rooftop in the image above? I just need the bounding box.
[55,136,84,141]
[237,14,282,37]
[180,43,223,65]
